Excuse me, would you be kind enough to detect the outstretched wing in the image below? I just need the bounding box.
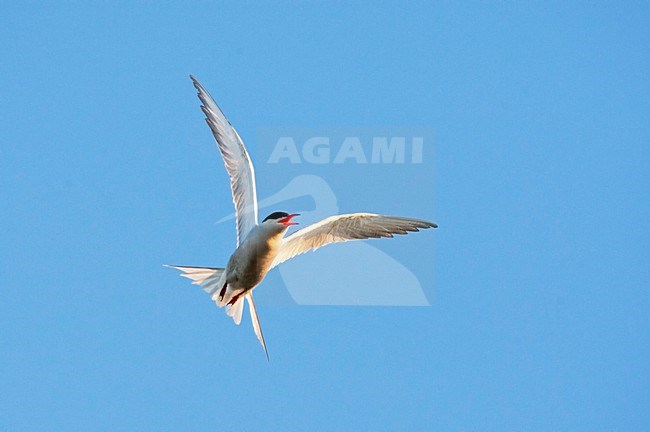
[190,75,258,245]
[271,213,437,267]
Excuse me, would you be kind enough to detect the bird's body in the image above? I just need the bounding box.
[222,219,288,304]
[166,76,437,359]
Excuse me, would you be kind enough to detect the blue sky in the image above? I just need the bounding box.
[1,2,648,430]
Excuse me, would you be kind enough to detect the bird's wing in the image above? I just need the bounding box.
[245,293,269,361]
[271,213,437,267]
[190,75,258,245]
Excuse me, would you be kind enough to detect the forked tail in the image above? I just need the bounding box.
[165,265,269,360]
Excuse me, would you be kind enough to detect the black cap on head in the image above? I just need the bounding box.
[263,211,290,222]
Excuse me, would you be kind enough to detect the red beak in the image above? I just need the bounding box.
[279,213,300,226]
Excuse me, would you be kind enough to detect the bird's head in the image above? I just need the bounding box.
[262,212,300,231]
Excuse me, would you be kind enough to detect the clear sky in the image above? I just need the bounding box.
[1,2,648,430]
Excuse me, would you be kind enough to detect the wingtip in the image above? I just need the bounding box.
[419,218,438,229]
[189,74,202,91]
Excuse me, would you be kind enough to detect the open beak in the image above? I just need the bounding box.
[279,213,300,226]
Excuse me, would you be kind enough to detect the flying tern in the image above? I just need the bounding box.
[166,75,438,360]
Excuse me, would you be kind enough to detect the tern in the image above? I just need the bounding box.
[166,76,438,360]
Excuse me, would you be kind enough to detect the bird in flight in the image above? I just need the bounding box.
[166,76,438,360]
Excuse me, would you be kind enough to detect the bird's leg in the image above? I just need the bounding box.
[228,292,243,306]
[218,281,228,301]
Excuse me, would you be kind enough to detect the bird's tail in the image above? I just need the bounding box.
[165,264,268,359]
[164,265,224,285]
[246,293,269,361]
[164,264,231,297]
[164,264,245,323]
[226,298,245,325]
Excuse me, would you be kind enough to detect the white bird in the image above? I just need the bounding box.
[166,75,438,360]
